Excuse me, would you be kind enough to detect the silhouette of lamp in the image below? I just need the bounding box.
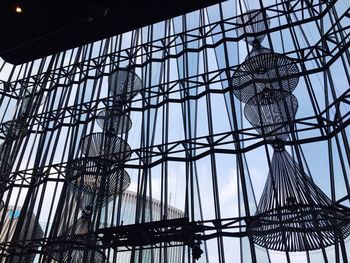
[46,208,106,262]
[80,132,132,162]
[1,120,27,141]
[18,87,45,118]
[0,151,12,194]
[244,89,298,141]
[108,69,142,104]
[96,110,132,135]
[232,50,299,103]
[248,149,350,251]
[65,157,131,209]
[237,9,270,47]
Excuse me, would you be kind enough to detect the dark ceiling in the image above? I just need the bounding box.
[0,0,224,65]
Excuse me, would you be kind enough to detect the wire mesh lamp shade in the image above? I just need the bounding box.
[237,9,270,46]
[248,149,350,251]
[47,237,106,263]
[108,69,142,103]
[66,157,131,203]
[50,247,106,263]
[0,158,11,193]
[18,87,45,117]
[232,52,299,103]
[1,120,27,141]
[0,159,11,175]
[244,89,298,141]
[245,46,273,61]
[80,132,132,161]
[96,110,132,135]
[46,213,106,263]
[72,189,111,211]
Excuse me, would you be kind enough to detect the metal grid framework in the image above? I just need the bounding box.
[0,0,350,262]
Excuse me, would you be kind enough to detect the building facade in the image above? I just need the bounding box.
[0,206,43,263]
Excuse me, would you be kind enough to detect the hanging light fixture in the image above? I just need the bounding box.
[236,9,270,47]
[232,50,299,103]
[244,89,298,141]
[46,209,106,263]
[248,149,350,251]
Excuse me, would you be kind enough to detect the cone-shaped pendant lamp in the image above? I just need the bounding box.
[249,149,350,251]
[46,209,106,262]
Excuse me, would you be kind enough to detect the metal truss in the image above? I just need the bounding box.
[1,0,350,263]
[0,0,343,98]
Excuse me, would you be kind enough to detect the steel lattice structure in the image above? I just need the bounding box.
[0,0,350,262]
